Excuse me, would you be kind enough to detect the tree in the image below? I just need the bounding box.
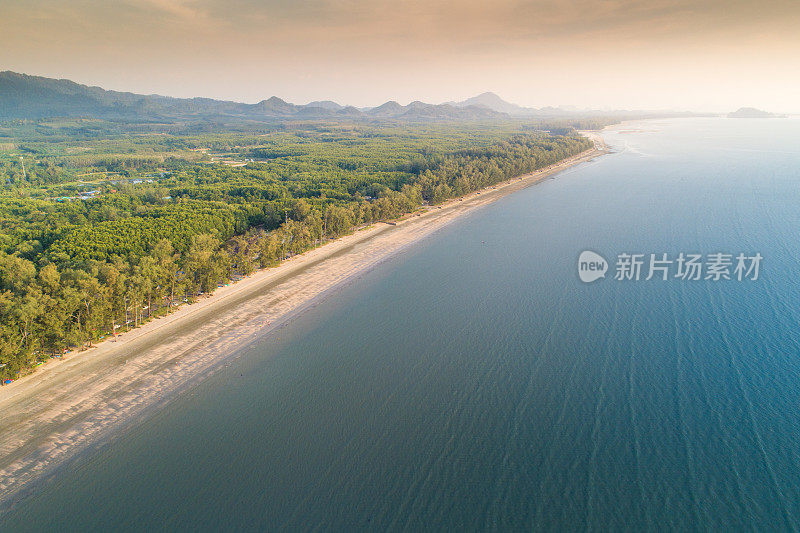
[186,234,221,294]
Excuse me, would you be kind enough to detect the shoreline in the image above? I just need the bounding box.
[0,136,608,508]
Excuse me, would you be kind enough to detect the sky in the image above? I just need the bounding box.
[1,0,799,112]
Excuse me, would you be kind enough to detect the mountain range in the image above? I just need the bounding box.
[0,71,528,122]
[1,71,705,125]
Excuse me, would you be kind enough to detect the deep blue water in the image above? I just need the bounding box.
[3,118,800,531]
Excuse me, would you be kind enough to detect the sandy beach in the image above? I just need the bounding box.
[0,137,606,507]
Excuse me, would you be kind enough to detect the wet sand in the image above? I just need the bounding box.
[0,141,606,507]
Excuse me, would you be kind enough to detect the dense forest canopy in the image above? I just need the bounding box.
[0,118,599,380]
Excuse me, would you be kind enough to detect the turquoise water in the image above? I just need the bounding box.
[3,118,800,531]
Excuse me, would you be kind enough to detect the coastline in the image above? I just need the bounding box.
[0,135,608,508]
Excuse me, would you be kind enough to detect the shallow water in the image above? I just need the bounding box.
[3,118,800,531]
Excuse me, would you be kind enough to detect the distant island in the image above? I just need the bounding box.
[728,107,787,118]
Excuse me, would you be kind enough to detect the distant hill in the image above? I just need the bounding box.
[447,92,592,117]
[449,92,531,115]
[0,71,507,122]
[304,100,343,111]
[367,101,406,117]
[728,107,787,118]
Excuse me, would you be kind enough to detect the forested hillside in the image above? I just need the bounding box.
[0,120,595,380]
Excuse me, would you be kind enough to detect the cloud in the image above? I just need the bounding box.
[175,0,799,58]
[127,0,212,23]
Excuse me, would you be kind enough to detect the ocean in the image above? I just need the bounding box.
[3,118,800,531]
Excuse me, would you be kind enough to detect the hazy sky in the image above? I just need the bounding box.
[1,0,799,111]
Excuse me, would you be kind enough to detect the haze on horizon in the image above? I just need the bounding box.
[1,0,798,113]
